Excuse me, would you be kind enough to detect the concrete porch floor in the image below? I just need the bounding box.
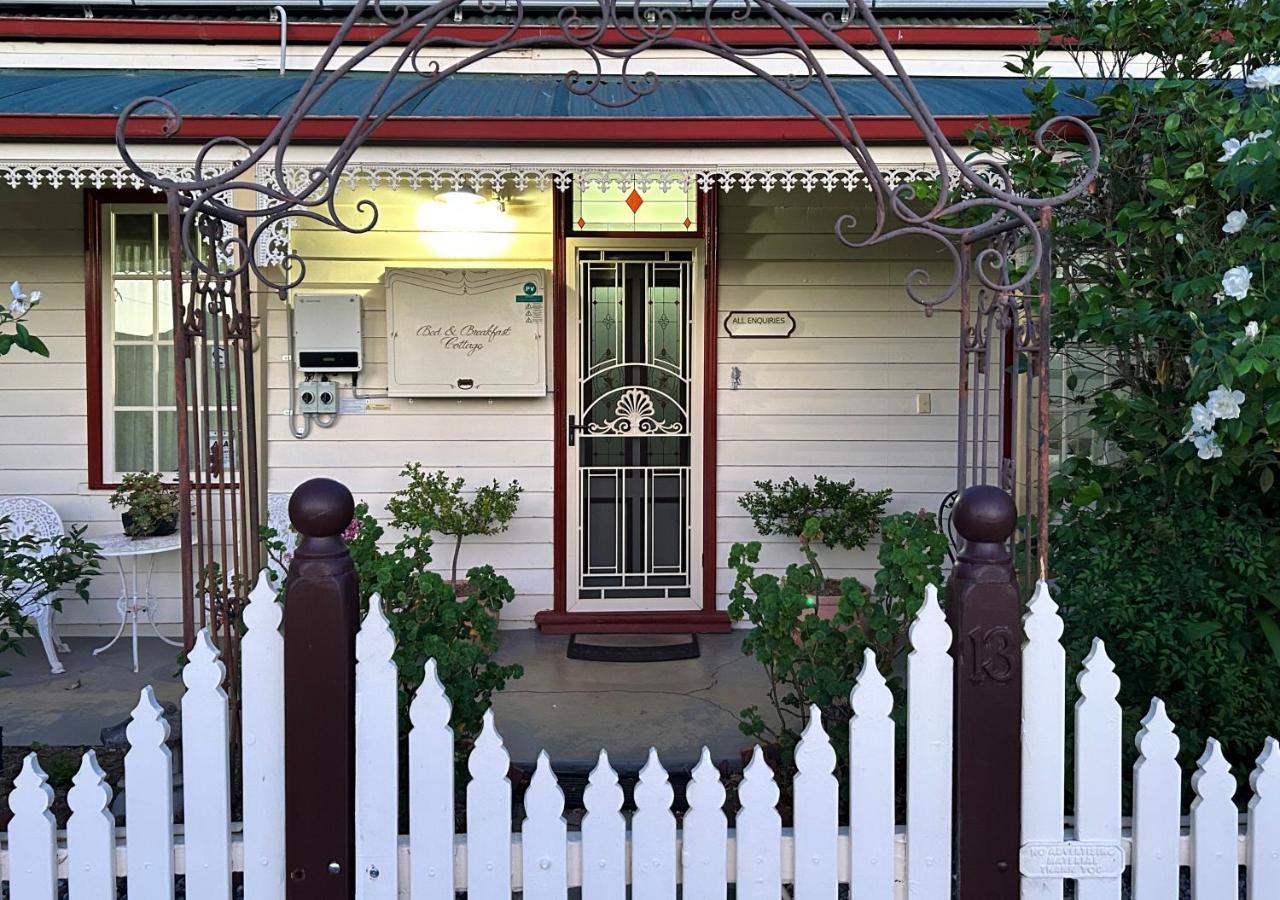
[1,631,770,771]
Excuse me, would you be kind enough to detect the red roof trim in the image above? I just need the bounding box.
[0,112,1036,144]
[0,16,1044,48]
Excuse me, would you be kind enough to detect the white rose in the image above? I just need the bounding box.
[1206,385,1245,420]
[1222,265,1253,300]
[8,297,28,318]
[1176,232,1186,245]
[1223,210,1249,234]
[1234,321,1262,346]
[1193,430,1223,460]
[1219,138,1244,162]
[1246,65,1280,90]
[1190,402,1216,431]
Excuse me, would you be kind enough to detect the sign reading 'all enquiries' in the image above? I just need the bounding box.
[723,310,796,338]
[386,268,548,397]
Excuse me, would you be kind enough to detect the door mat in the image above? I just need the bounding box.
[566,633,700,663]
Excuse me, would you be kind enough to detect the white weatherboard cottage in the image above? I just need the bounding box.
[0,0,1093,638]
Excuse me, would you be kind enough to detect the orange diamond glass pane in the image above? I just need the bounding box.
[625,189,645,214]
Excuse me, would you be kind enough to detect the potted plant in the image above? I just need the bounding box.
[385,463,522,599]
[110,471,179,538]
[738,475,891,619]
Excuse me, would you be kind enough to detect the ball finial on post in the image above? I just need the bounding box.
[288,477,355,540]
[951,483,1017,554]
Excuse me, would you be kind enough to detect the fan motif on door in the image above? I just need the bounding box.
[586,387,683,436]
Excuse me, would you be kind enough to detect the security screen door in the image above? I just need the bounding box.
[567,244,703,612]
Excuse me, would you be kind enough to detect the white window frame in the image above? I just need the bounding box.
[100,203,179,482]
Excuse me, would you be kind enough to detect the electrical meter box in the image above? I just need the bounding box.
[293,294,363,373]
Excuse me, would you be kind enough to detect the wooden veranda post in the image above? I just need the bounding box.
[946,484,1022,900]
[283,478,359,898]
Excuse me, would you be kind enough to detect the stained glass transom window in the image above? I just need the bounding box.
[571,179,698,233]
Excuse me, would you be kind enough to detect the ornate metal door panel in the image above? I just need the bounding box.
[568,245,702,611]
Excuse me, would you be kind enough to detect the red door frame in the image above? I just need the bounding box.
[535,187,731,634]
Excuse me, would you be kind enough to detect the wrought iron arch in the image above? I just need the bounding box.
[114,0,1098,654]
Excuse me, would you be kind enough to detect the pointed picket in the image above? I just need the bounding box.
[906,584,951,898]
[735,746,781,900]
[356,593,400,900]
[1021,579,1066,900]
[850,648,895,900]
[793,705,838,900]
[522,751,567,900]
[409,658,455,900]
[1248,737,1280,898]
[67,750,116,900]
[125,686,175,900]
[467,710,512,898]
[240,569,286,900]
[181,629,232,900]
[683,747,728,900]
[1074,639,1122,900]
[581,749,626,900]
[1131,699,1181,900]
[631,748,676,900]
[7,753,57,900]
[1190,739,1238,898]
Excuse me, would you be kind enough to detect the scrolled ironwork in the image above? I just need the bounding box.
[114,0,1098,593]
[115,0,1098,307]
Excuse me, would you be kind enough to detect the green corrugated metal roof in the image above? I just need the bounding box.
[0,70,1103,118]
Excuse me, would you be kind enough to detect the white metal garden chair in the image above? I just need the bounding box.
[0,496,72,674]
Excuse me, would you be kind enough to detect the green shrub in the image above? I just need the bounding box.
[0,519,100,670]
[727,509,947,771]
[1053,464,1280,785]
[386,463,522,584]
[260,469,523,747]
[738,476,892,584]
[346,501,522,746]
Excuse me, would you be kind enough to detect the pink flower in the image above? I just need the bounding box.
[341,517,360,542]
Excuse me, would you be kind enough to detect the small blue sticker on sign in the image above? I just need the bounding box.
[516,294,544,303]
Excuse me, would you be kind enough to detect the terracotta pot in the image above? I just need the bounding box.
[802,592,842,621]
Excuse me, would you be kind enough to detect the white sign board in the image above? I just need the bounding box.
[1019,842,1126,879]
[723,310,796,338]
[385,268,547,397]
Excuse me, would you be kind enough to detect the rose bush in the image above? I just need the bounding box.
[974,0,1280,784]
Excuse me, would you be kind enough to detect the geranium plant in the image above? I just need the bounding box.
[727,510,947,770]
[110,471,179,538]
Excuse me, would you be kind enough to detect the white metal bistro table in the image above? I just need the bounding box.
[93,532,182,672]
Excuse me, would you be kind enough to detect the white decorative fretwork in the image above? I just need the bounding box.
[586,387,684,437]
[0,159,948,195]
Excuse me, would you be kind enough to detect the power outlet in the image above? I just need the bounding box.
[297,381,318,414]
[315,379,338,415]
[916,392,932,414]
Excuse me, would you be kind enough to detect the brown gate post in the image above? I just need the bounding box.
[284,478,359,898]
[946,484,1023,899]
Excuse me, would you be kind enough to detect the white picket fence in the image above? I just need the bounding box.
[0,573,1275,898]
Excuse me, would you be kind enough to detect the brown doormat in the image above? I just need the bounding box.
[566,633,700,663]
